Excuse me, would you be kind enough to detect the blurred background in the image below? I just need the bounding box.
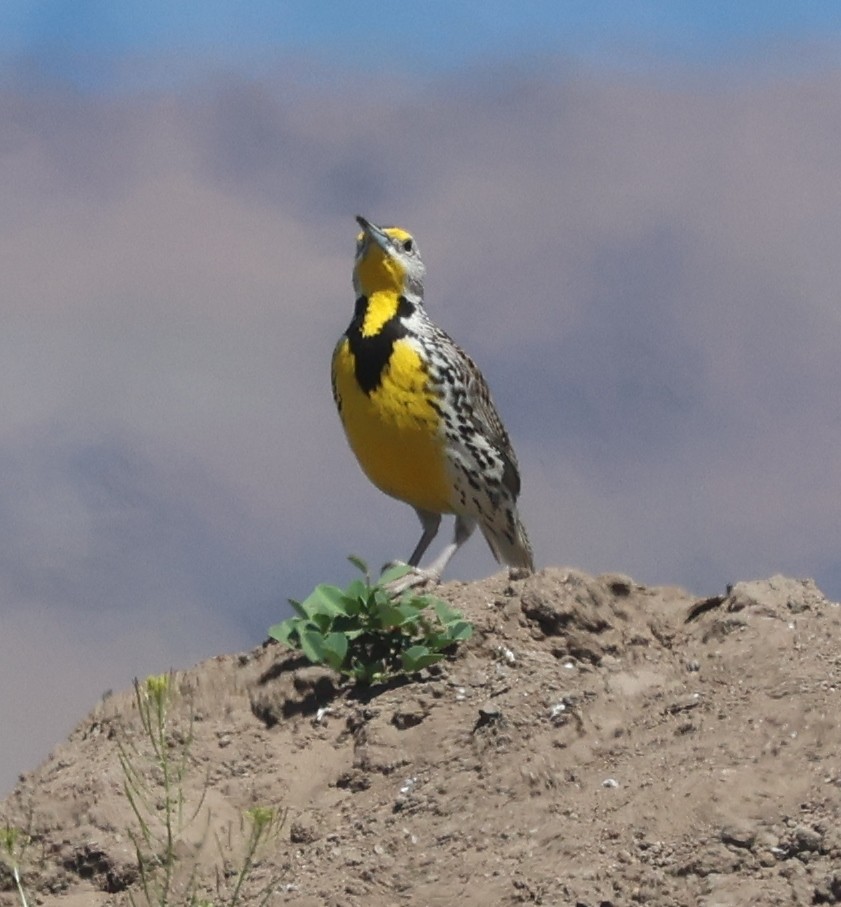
[3,1,841,794]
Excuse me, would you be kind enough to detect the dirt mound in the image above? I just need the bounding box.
[3,568,841,906]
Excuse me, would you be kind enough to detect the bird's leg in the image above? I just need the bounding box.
[386,514,476,595]
[382,510,440,578]
[408,509,442,567]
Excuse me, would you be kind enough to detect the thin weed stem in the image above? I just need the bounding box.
[119,672,285,905]
[13,865,29,907]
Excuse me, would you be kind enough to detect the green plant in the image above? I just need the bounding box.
[268,557,473,684]
[215,806,286,907]
[1,823,30,907]
[118,673,203,907]
[118,673,284,906]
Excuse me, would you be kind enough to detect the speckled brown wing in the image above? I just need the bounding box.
[454,344,522,501]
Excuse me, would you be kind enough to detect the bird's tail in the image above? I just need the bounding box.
[481,509,535,573]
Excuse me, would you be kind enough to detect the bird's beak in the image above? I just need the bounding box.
[356,215,392,253]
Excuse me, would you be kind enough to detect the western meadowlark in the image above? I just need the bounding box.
[331,215,534,590]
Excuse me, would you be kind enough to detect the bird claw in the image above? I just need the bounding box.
[380,559,407,576]
[382,563,441,596]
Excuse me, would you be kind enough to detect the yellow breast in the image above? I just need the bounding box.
[332,337,454,514]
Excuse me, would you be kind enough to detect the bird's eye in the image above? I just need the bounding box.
[402,239,414,252]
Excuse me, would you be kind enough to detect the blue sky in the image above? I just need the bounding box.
[3,3,841,795]
[5,1,841,91]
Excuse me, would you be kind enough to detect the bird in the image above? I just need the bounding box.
[331,215,534,591]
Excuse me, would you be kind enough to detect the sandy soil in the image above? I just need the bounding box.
[2,567,841,906]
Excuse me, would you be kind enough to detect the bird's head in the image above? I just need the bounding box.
[353,215,426,298]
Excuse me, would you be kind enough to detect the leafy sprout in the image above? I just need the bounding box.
[269,558,473,684]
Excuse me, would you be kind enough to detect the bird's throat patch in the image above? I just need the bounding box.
[346,294,415,394]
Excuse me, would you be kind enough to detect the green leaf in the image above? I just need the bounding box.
[343,580,368,606]
[329,614,360,634]
[427,633,455,652]
[428,621,473,647]
[310,583,350,616]
[371,586,393,608]
[378,562,412,586]
[309,611,335,634]
[401,645,443,673]
[433,599,462,625]
[287,598,309,620]
[450,620,473,642]
[298,629,327,664]
[376,601,414,629]
[268,618,298,647]
[321,632,349,670]
[347,554,369,578]
[447,620,473,642]
[351,661,377,684]
[400,599,427,621]
[295,589,327,620]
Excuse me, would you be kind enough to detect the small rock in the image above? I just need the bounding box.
[344,848,364,866]
[679,843,741,877]
[495,645,516,664]
[548,702,567,723]
[313,705,333,724]
[720,822,756,850]
[665,694,702,715]
[398,777,417,796]
[391,702,428,729]
[814,871,841,903]
[478,703,503,722]
[755,830,781,850]
[601,573,634,596]
[757,849,778,867]
[792,824,823,855]
[289,818,322,845]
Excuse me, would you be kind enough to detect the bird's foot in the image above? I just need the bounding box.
[380,561,442,596]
